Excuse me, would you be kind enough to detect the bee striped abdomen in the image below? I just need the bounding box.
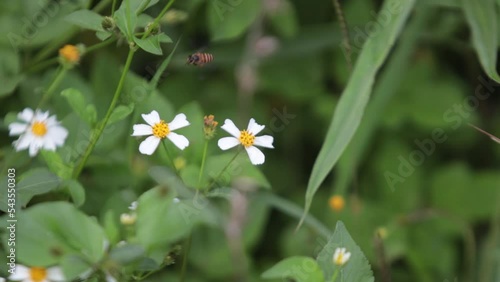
[187,52,214,66]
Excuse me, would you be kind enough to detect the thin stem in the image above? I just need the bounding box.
[161,141,179,176]
[207,150,241,191]
[197,140,209,189]
[86,37,117,53]
[73,48,136,178]
[141,0,176,39]
[179,234,192,282]
[111,0,117,16]
[331,268,339,282]
[38,66,68,109]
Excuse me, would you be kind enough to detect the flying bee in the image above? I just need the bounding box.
[186,52,214,66]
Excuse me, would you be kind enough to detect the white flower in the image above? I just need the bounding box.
[333,247,351,266]
[8,108,68,157]
[129,201,138,211]
[9,265,65,282]
[217,118,274,165]
[0,277,5,282]
[132,110,190,155]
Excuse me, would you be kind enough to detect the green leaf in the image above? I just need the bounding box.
[65,9,105,31]
[207,0,261,41]
[316,221,374,282]
[461,0,500,82]
[262,257,324,281]
[65,179,86,207]
[115,0,138,41]
[0,47,23,97]
[130,0,160,13]
[40,150,73,180]
[134,35,162,55]
[299,0,417,228]
[268,0,298,38]
[60,255,91,280]
[109,243,145,265]
[8,202,107,268]
[17,168,60,208]
[149,38,181,90]
[103,210,120,244]
[61,88,96,126]
[107,104,135,125]
[96,30,112,41]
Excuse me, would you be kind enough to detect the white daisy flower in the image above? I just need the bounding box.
[333,247,351,266]
[217,118,274,165]
[9,265,65,282]
[8,108,68,157]
[132,110,190,155]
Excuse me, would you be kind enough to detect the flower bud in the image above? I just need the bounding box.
[203,115,218,140]
[101,16,116,32]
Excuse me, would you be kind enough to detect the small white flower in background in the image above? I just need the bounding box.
[217,118,274,165]
[9,265,65,282]
[132,110,190,155]
[120,213,137,225]
[128,201,138,211]
[0,277,5,282]
[8,108,68,157]
[333,247,351,266]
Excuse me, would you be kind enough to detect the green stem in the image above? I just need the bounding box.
[38,66,68,109]
[141,0,176,39]
[85,37,117,53]
[331,268,339,282]
[73,48,136,178]
[179,234,192,282]
[197,140,209,189]
[111,0,117,16]
[207,150,241,191]
[161,141,179,176]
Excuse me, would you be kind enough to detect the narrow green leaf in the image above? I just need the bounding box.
[134,35,162,55]
[316,221,374,282]
[65,179,86,207]
[262,256,324,282]
[107,103,135,125]
[65,9,105,31]
[149,38,181,90]
[299,0,416,228]
[61,88,96,126]
[461,0,500,82]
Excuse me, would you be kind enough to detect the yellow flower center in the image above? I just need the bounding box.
[31,121,48,137]
[59,44,80,63]
[328,195,345,212]
[239,130,255,147]
[29,267,47,282]
[152,120,170,138]
[335,253,344,265]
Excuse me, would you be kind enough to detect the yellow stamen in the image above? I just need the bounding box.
[30,267,47,282]
[152,120,170,138]
[59,44,80,63]
[239,130,255,147]
[31,121,48,137]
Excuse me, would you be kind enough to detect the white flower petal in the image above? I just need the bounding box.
[245,146,265,165]
[132,124,153,136]
[254,135,274,148]
[47,266,65,281]
[18,108,34,122]
[168,113,190,131]
[42,136,57,151]
[9,123,28,136]
[45,116,58,127]
[35,110,49,122]
[343,252,351,264]
[8,264,30,280]
[218,137,240,150]
[138,135,161,155]
[221,119,241,138]
[167,132,189,150]
[29,139,44,156]
[15,134,33,151]
[49,126,68,146]
[141,110,160,127]
[247,118,265,135]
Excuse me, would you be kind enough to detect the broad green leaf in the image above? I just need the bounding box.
[461,0,500,82]
[96,30,112,41]
[158,33,173,43]
[109,243,145,265]
[65,9,105,31]
[134,35,162,55]
[115,0,138,41]
[316,221,374,282]
[17,168,60,208]
[103,210,120,244]
[299,0,417,228]
[107,104,135,125]
[262,256,324,282]
[9,202,107,267]
[61,88,96,126]
[207,0,261,41]
[65,179,86,207]
[40,150,73,179]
